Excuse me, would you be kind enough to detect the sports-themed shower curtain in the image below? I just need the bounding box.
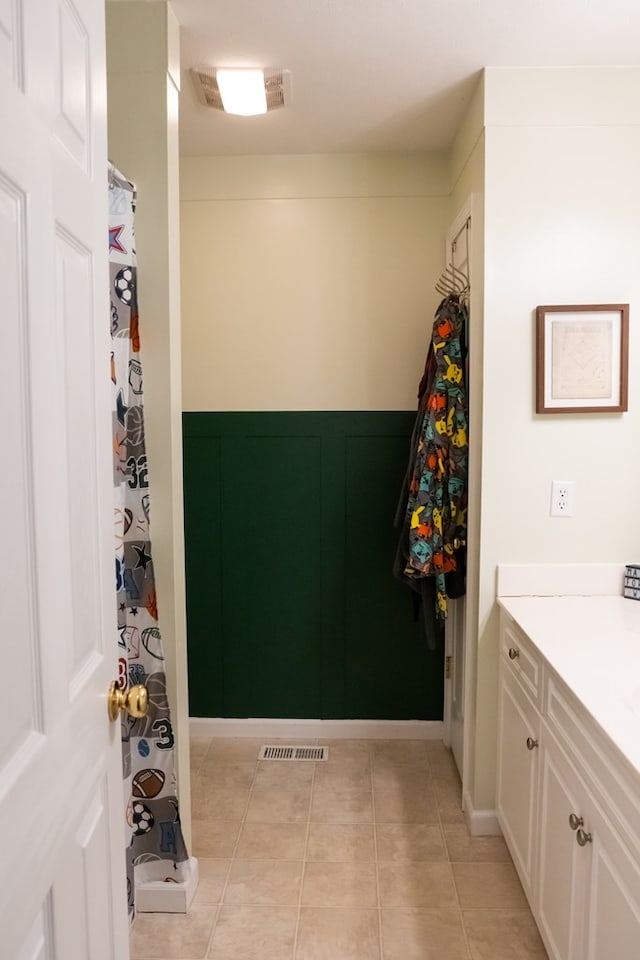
[109,164,188,914]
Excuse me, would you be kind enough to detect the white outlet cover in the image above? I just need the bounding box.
[550,480,575,517]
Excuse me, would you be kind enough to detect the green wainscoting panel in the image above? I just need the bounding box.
[183,412,444,721]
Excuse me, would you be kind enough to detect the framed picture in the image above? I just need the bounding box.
[536,304,629,413]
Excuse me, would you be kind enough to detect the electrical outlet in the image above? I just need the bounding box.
[550,480,575,517]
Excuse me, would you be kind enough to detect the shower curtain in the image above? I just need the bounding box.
[109,165,188,914]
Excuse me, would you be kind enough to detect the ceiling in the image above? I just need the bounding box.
[173,0,640,157]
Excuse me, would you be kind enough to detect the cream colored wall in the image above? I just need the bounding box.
[106,0,192,846]
[180,154,450,411]
[473,66,640,810]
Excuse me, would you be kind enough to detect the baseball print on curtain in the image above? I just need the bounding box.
[109,164,189,915]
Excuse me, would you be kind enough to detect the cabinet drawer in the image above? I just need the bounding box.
[501,613,542,706]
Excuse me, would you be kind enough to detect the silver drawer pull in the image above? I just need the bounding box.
[576,828,592,847]
[569,813,584,831]
[526,737,539,751]
[508,647,520,660]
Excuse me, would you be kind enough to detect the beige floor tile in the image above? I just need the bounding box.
[321,739,372,769]
[372,740,429,767]
[425,742,461,780]
[433,777,465,823]
[189,737,213,774]
[313,765,372,791]
[374,785,439,823]
[381,908,470,960]
[207,739,265,762]
[302,861,378,907]
[235,821,308,859]
[376,823,447,861]
[192,783,252,820]
[191,820,242,859]
[197,761,256,789]
[310,784,373,823]
[193,859,231,905]
[130,906,216,959]
[207,905,297,959]
[306,823,375,861]
[372,765,433,790]
[295,907,381,960]
[223,859,303,905]
[443,823,511,862]
[254,760,315,787]
[378,861,457,908]
[463,909,549,959]
[453,862,529,910]
[245,784,311,822]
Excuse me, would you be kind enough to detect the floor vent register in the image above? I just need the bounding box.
[258,745,328,761]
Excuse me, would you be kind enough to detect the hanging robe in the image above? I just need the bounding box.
[394,293,468,641]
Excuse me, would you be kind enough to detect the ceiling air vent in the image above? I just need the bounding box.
[190,68,290,112]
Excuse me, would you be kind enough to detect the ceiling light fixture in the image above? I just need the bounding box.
[215,69,267,116]
[191,68,291,115]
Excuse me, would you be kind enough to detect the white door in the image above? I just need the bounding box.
[495,666,540,898]
[583,792,640,959]
[537,729,590,960]
[0,0,130,957]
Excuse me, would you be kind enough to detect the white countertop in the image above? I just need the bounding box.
[498,595,640,777]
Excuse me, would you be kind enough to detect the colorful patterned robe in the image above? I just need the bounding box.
[396,294,468,622]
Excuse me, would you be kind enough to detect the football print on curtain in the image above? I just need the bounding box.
[109,164,188,914]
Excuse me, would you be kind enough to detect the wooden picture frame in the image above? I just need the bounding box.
[535,304,629,414]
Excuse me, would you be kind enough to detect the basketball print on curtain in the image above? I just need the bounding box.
[109,165,188,914]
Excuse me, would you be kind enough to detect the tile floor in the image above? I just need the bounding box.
[130,737,549,960]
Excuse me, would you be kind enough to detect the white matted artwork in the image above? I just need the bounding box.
[536,304,629,413]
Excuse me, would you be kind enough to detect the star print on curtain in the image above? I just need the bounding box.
[109,164,188,915]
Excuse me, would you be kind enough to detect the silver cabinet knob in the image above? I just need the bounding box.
[576,828,593,847]
[569,813,584,831]
[526,737,539,750]
[508,647,520,660]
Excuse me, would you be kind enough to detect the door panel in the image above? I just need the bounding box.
[54,0,90,169]
[537,729,590,960]
[585,802,640,960]
[0,0,21,84]
[496,666,540,896]
[0,169,42,771]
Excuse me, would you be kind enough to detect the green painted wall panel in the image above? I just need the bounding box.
[221,434,324,718]
[344,434,443,720]
[182,435,224,716]
[183,412,443,720]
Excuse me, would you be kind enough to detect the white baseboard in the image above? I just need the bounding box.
[463,790,502,836]
[190,717,444,740]
[135,857,199,914]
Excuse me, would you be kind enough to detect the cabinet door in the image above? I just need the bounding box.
[584,803,640,959]
[496,665,541,896]
[537,727,590,960]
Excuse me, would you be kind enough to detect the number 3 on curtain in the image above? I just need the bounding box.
[127,454,149,489]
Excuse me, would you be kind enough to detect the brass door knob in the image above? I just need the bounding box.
[108,680,149,722]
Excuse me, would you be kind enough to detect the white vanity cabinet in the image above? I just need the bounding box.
[496,621,541,898]
[497,606,640,960]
